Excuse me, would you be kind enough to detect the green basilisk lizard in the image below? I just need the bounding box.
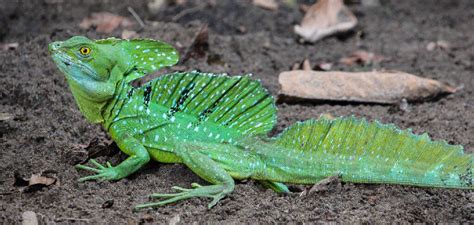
[49,36,472,210]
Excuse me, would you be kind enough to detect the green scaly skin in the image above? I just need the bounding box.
[49,36,472,210]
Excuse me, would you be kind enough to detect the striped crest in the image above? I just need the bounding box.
[146,71,277,135]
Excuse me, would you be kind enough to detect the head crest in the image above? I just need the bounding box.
[119,39,180,82]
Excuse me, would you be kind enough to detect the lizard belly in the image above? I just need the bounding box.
[147,148,182,163]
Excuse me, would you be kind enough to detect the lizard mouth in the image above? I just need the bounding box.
[52,52,102,83]
[51,51,73,67]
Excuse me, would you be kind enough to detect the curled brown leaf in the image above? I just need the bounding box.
[278,70,456,104]
[294,0,357,42]
[79,12,134,33]
[14,172,57,192]
[0,42,19,50]
[252,0,279,11]
[339,50,384,66]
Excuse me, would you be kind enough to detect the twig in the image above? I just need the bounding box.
[172,4,206,21]
[180,24,209,64]
[127,7,145,29]
[55,217,91,222]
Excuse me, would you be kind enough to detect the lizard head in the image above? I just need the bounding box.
[49,36,179,123]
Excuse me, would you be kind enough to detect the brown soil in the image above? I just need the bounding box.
[1,0,472,223]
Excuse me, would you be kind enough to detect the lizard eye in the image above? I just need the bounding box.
[79,46,91,55]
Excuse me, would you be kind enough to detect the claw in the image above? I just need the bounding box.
[208,193,225,209]
[191,183,202,188]
[75,159,121,181]
[136,183,230,210]
[75,164,101,173]
[171,186,191,191]
[78,173,107,182]
[150,192,182,198]
[90,159,106,169]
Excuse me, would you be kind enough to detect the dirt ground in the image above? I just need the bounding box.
[1,0,473,223]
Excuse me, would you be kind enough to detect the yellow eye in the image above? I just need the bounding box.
[79,47,91,55]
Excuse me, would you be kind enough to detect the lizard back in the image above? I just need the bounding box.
[103,72,277,161]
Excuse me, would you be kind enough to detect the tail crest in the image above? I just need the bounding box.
[273,117,472,189]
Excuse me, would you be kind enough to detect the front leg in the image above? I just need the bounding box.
[76,133,150,181]
[135,144,235,209]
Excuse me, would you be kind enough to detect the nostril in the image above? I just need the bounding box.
[49,42,62,51]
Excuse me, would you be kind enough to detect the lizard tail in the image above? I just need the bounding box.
[264,117,472,189]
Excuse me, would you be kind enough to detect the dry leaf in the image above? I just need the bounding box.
[237,25,247,33]
[315,62,333,71]
[436,40,450,50]
[13,172,29,186]
[293,60,332,71]
[140,214,154,223]
[308,175,341,194]
[302,59,312,71]
[252,0,279,11]
[0,42,19,50]
[426,42,436,51]
[397,98,410,112]
[278,70,456,104]
[339,50,384,66]
[73,136,115,164]
[294,0,357,42]
[427,40,451,51]
[67,137,116,165]
[291,59,312,71]
[291,62,300,70]
[22,211,38,225]
[0,112,14,121]
[29,174,56,186]
[14,172,57,192]
[121,29,139,39]
[148,0,167,13]
[79,12,134,33]
[66,146,89,165]
[168,214,181,225]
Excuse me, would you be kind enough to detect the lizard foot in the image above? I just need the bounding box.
[135,183,231,210]
[75,159,122,182]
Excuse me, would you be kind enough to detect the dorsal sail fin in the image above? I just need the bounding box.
[148,71,277,135]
